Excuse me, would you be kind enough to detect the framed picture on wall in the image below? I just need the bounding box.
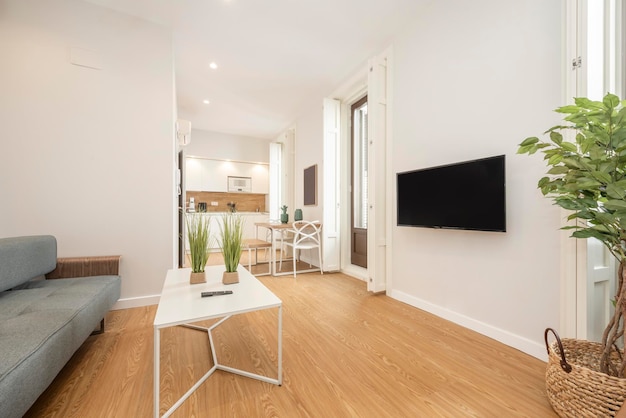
[303,164,317,206]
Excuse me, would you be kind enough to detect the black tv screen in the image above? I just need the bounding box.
[397,155,506,232]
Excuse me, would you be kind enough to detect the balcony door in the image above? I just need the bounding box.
[351,96,368,268]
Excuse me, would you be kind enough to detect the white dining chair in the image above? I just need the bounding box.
[279,220,322,277]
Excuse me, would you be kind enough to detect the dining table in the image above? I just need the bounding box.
[254,221,321,276]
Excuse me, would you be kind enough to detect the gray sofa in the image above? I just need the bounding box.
[0,235,121,418]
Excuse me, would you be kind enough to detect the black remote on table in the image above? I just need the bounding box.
[201,290,233,297]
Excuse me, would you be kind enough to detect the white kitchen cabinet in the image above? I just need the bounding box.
[185,158,203,191]
[203,160,230,192]
[247,165,269,194]
[186,158,221,191]
[185,157,269,193]
[242,214,269,240]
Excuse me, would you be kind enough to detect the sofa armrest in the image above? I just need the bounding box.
[45,255,121,279]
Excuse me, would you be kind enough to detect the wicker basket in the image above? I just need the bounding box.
[544,328,626,417]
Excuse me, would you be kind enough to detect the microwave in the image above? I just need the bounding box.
[227,176,252,192]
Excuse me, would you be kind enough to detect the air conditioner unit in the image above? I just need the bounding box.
[176,119,191,146]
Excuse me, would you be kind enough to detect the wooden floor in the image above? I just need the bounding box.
[26,270,557,417]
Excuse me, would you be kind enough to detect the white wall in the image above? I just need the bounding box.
[186,129,270,163]
[194,0,564,360]
[389,0,563,359]
[0,0,175,308]
[292,103,325,222]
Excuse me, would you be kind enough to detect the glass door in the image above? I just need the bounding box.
[351,96,368,268]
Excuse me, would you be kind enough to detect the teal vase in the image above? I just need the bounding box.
[280,213,288,224]
[294,209,303,221]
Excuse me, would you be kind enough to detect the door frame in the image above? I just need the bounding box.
[340,84,369,281]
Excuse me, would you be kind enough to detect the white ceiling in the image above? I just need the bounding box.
[84,0,430,139]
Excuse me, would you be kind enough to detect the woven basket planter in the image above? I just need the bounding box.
[544,328,626,417]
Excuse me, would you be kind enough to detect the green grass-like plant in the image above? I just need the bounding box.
[185,213,211,273]
[219,213,244,273]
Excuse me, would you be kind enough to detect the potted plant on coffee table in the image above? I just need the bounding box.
[185,212,211,284]
[518,93,626,416]
[219,212,244,284]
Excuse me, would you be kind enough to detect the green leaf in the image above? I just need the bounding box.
[519,137,539,147]
[560,142,577,152]
[547,166,570,175]
[574,210,594,220]
[593,212,616,224]
[604,93,620,109]
[572,229,607,240]
[517,144,533,154]
[545,125,575,134]
[548,154,563,165]
[574,97,605,110]
[614,179,626,189]
[591,171,612,184]
[606,183,626,199]
[562,157,589,170]
[591,224,611,233]
[549,131,563,145]
[580,138,595,154]
[573,180,602,190]
[554,198,580,210]
[603,200,626,211]
[618,107,626,125]
[555,105,581,114]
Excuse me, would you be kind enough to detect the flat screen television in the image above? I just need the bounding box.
[396,155,506,232]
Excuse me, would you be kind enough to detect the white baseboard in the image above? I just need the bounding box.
[389,289,548,362]
[341,265,367,281]
[112,294,160,310]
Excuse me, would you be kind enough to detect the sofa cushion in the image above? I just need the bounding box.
[0,274,121,418]
[0,236,57,292]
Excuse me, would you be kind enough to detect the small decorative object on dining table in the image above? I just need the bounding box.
[294,208,303,221]
[185,212,211,284]
[280,205,288,224]
[219,212,244,284]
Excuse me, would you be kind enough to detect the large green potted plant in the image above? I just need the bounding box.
[518,93,626,416]
[185,212,211,284]
[219,212,244,284]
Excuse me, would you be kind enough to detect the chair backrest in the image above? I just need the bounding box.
[291,221,321,247]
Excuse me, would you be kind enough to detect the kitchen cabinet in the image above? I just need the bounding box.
[185,157,269,194]
[242,214,270,240]
[185,158,203,191]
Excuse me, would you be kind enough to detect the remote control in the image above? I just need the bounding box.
[201,290,233,297]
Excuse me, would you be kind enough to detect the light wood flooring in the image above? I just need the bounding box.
[26,269,557,417]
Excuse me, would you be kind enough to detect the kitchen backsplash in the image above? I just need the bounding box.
[186,191,266,212]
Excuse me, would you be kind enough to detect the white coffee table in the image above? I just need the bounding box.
[153,265,282,418]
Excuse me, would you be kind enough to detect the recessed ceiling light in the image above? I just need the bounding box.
[209,62,218,70]
[203,99,210,104]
